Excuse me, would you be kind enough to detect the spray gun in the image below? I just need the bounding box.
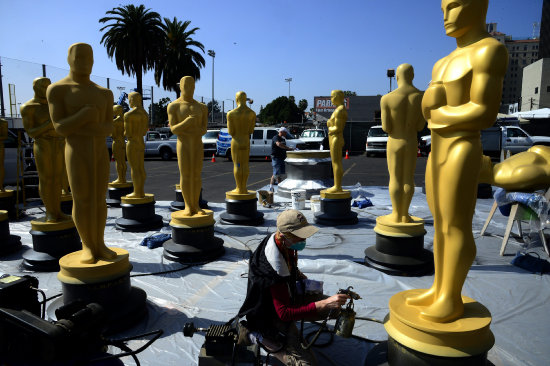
[334,286,361,338]
[300,286,362,349]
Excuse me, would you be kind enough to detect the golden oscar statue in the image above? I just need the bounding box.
[380,1,508,363]
[115,92,163,231]
[163,76,224,263]
[314,90,357,226]
[106,104,133,207]
[220,91,264,225]
[47,43,146,331]
[365,64,433,277]
[20,77,80,271]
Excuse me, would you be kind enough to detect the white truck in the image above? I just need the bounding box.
[419,125,550,156]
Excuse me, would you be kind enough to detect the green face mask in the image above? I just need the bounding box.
[290,241,306,251]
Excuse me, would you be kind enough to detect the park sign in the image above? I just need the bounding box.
[314,96,350,113]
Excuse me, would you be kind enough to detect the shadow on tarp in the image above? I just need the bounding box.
[130,260,226,277]
[469,264,543,274]
[112,300,223,339]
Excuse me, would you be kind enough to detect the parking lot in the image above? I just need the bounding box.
[112,153,429,203]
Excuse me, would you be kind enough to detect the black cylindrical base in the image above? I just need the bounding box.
[163,224,224,264]
[59,272,147,334]
[60,199,73,215]
[22,227,82,272]
[364,233,433,276]
[0,218,21,255]
[0,194,16,220]
[313,197,358,226]
[106,186,134,207]
[170,189,209,211]
[0,235,22,256]
[366,339,493,366]
[115,201,164,232]
[220,199,264,226]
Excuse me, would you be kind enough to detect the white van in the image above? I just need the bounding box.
[365,125,388,156]
[217,127,283,159]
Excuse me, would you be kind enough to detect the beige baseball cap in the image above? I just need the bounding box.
[277,209,319,238]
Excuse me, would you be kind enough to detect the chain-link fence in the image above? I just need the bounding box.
[1,56,228,130]
[0,56,153,121]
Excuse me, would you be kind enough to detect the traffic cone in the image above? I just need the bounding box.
[344,150,350,159]
[111,154,115,162]
[211,154,216,162]
[417,149,422,157]
[265,156,269,161]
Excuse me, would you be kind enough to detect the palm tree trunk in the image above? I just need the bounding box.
[136,70,143,96]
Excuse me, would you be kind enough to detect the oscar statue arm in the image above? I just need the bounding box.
[168,102,195,135]
[227,110,235,136]
[429,42,508,132]
[380,95,392,134]
[200,103,208,136]
[84,90,114,137]
[249,110,256,135]
[413,92,426,132]
[328,106,346,135]
[47,85,97,137]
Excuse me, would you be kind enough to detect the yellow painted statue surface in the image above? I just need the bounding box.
[168,76,208,216]
[111,104,127,184]
[0,118,7,192]
[21,77,69,223]
[227,91,255,194]
[381,64,425,223]
[47,43,116,264]
[406,0,508,322]
[326,90,347,193]
[125,92,148,197]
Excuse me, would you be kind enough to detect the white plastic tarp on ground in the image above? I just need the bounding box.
[1,186,549,366]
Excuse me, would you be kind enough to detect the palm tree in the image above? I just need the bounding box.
[99,4,164,95]
[155,17,206,98]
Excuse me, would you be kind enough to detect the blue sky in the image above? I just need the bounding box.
[0,0,543,115]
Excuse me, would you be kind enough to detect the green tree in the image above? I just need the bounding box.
[343,90,357,97]
[150,97,171,127]
[298,99,308,112]
[99,4,164,95]
[206,100,221,115]
[258,96,301,125]
[155,17,206,97]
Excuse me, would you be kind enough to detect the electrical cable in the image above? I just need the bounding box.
[90,329,164,365]
[30,286,46,318]
[130,264,193,278]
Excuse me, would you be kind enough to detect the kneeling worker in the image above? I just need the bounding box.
[238,209,349,365]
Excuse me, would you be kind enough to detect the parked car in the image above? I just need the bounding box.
[418,125,550,156]
[217,127,294,159]
[145,131,177,160]
[286,128,327,150]
[202,129,220,156]
[365,125,388,156]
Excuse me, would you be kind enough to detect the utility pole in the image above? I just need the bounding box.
[285,77,292,98]
[208,50,216,125]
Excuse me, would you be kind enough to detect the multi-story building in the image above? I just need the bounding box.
[488,23,540,112]
[521,58,550,111]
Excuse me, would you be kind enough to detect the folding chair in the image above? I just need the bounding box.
[480,188,550,256]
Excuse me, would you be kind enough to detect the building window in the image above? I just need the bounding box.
[535,87,539,94]
[524,46,527,50]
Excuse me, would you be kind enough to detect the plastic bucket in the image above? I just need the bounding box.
[310,195,321,213]
[291,189,306,210]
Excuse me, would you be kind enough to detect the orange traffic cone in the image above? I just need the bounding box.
[211,154,216,162]
[265,156,269,161]
[111,154,115,162]
[344,150,350,159]
[417,149,422,157]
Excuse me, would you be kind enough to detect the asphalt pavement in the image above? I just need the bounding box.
[109,153,428,204]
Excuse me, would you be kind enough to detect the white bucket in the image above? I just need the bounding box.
[291,189,306,210]
[310,195,321,213]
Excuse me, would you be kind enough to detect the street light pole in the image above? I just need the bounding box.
[285,77,292,98]
[387,69,395,93]
[208,49,216,125]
